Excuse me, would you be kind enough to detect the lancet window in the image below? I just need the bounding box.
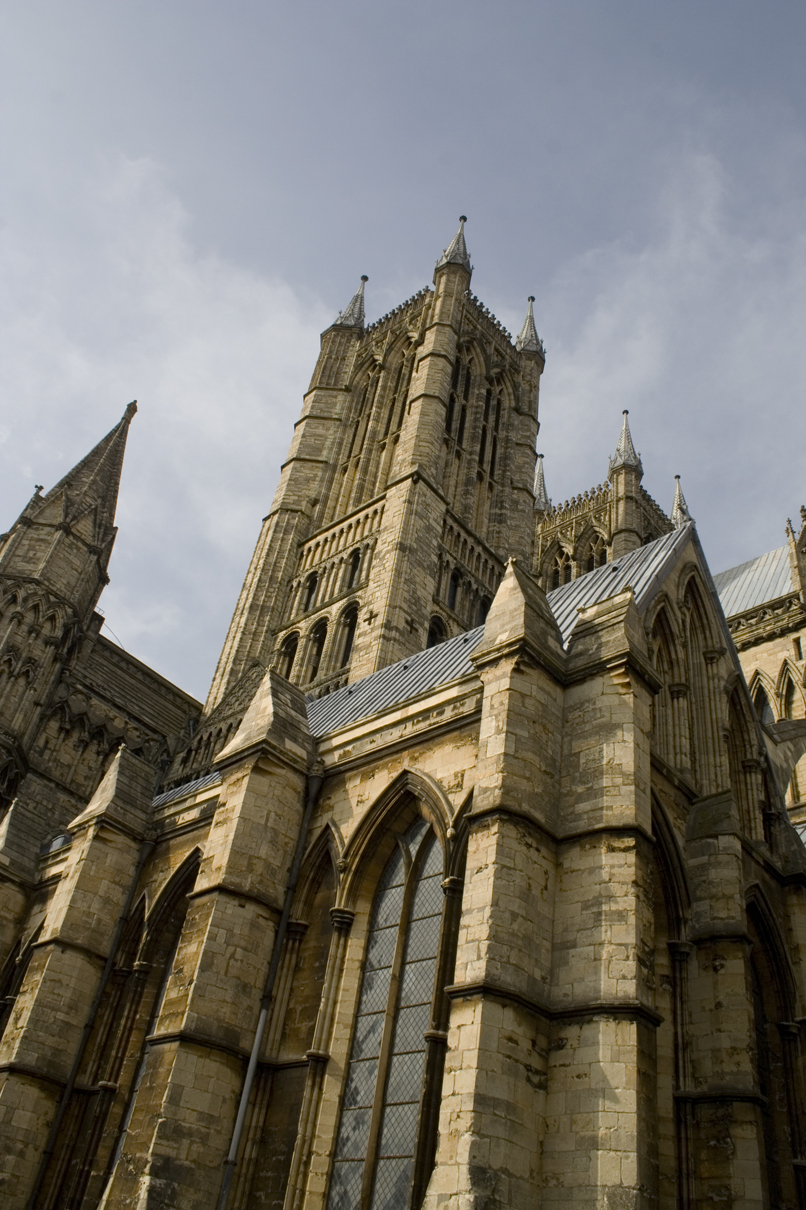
[583,534,607,572]
[326,817,446,1210]
[550,552,572,590]
[426,617,447,648]
[306,621,328,683]
[340,606,359,668]
[753,685,775,727]
[278,633,299,680]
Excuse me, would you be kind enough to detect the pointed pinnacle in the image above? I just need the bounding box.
[533,454,551,512]
[516,296,545,357]
[671,475,694,528]
[334,276,368,328]
[437,216,471,272]
[608,410,643,475]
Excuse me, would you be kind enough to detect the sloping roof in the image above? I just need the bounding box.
[713,546,793,618]
[307,628,484,737]
[307,525,693,737]
[546,524,692,645]
[152,771,221,809]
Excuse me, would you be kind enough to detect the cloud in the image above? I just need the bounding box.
[0,154,330,699]
[509,150,806,569]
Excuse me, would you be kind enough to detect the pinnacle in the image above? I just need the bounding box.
[533,454,551,512]
[515,296,545,357]
[436,216,471,273]
[333,276,368,328]
[671,475,694,528]
[608,410,643,476]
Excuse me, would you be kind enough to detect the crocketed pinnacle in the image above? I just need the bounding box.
[37,401,138,530]
[515,296,545,357]
[533,454,551,511]
[334,276,368,328]
[608,410,643,476]
[670,475,694,528]
[436,216,471,272]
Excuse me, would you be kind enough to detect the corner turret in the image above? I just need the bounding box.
[608,411,644,559]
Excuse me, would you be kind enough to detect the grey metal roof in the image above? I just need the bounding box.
[713,546,792,618]
[153,770,221,809]
[307,627,485,737]
[546,524,693,645]
[308,525,693,737]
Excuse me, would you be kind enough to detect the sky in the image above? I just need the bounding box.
[1,0,805,701]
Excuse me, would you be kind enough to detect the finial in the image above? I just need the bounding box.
[608,410,642,475]
[333,277,368,328]
[124,400,138,420]
[34,485,43,494]
[670,474,694,528]
[801,504,806,524]
[533,453,551,512]
[515,296,545,356]
[437,216,471,272]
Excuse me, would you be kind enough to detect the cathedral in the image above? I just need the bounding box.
[1,217,805,1210]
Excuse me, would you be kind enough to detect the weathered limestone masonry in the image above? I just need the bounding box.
[4,218,806,1210]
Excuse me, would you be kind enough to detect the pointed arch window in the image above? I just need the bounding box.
[550,552,572,590]
[303,572,319,612]
[278,633,299,680]
[426,616,447,648]
[583,535,607,573]
[326,818,446,1210]
[754,685,775,727]
[306,621,328,683]
[346,548,362,591]
[447,570,461,613]
[340,606,359,668]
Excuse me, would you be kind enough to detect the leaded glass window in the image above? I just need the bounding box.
[327,816,445,1210]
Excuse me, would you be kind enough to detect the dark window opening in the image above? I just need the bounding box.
[445,394,455,435]
[478,426,487,467]
[340,608,359,667]
[447,570,461,612]
[307,622,328,683]
[347,549,361,590]
[754,687,775,727]
[463,366,471,401]
[427,616,447,648]
[489,436,497,479]
[477,598,491,625]
[303,572,318,612]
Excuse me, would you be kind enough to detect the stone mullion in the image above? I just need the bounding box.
[777,1021,806,1198]
[669,683,691,772]
[703,650,730,792]
[284,907,354,1210]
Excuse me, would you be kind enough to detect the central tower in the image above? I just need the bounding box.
[207,220,545,711]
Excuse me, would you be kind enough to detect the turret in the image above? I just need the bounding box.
[670,475,694,529]
[608,410,644,559]
[533,454,551,514]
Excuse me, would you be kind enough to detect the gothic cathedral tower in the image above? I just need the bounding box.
[206,220,545,710]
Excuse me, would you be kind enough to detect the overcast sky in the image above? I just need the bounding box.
[1,1,805,701]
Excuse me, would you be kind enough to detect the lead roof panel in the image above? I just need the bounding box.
[712,545,793,618]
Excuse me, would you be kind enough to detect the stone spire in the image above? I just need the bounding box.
[670,475,694,528]
[516,296,545,357]
[608,410,643,477]
[29,401,137,539]
[333,276,368,328]
[533,454,551,512]
[436,216,471,272]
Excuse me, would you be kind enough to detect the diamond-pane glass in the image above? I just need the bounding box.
[328,1160,364,1210]
[377,1100,420,1157]
[371,1157,414,1210]
[334,1107,372,1159]
[374,882,405,930]
[385,1049,427,1106]
[402,815,428,853]
[359,965,392,1014]
[352,1012,385,1061]
[342,1058,378,1109]
[399,959,436,1007]
[403,912,441,964]
[364,925,398,971]
[391,1003,430,1054]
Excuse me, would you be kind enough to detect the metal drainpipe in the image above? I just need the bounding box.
[25,832,155,1210]
[216,769,324,1210]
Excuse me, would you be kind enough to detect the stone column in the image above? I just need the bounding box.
[100,670,316,1210]
[542,588,661,1209]
[423,558,565,1210]
[0,747,155,1209]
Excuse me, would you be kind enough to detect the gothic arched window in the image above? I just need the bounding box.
[326,817,445,1210]
[447,570,461,613]
[754,685,775,727]
[306,621,328,683]
[303,572,319,612]
[340,606,359,668]
[278,633,299,680]
[550,552,572,590]
[583,535,607,573]
[346,549,361,591]
[426,617,447,648]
